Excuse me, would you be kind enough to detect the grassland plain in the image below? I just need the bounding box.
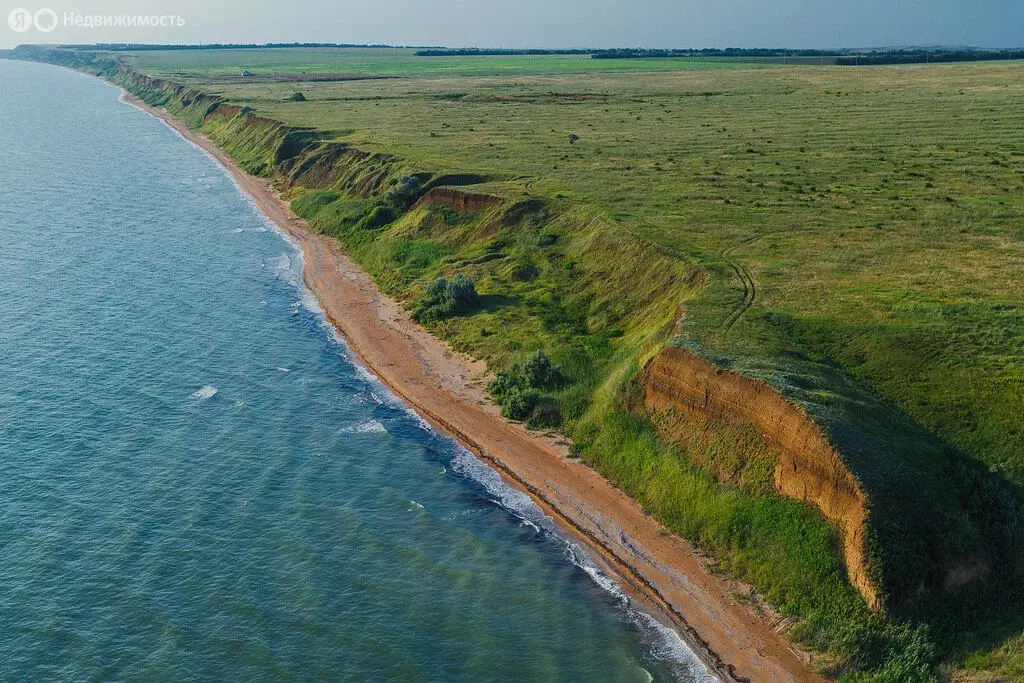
[9,45,1022,681]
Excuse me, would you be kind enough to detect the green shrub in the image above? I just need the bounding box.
[488,351,565,427]
[413,274,480,322]
[447,273,478,303]
[357,204,398,230]
[387,175,424,209]
[526,395,562,429]
[500,387,540,421]
[288,91,307,102]
[487,372,520,401]
[522,349,564,390]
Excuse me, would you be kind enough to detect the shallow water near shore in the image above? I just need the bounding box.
[0,60,712,681]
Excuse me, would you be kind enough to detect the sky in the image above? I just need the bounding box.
[2,0,1023,50]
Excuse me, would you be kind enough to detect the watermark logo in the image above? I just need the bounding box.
[7,8,185,32]
[8,8,32,32]
[8,7,58,32]
[33,7,56,31]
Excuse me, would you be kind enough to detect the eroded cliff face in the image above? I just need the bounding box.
[643,346,880,609]
[412,187,504,213]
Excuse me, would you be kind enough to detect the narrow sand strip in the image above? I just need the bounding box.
[120,89,823,683]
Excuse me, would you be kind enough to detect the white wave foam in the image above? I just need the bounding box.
[300,289,322,315]
[583,564,629,603]
[188,385,218,401]
[338,420,388,435]
[450,450,555,535]
[268,253,302,288]
[405,407,434,433]
[276,367,290,373]
[630,612,717,682]
[352,362,381,386]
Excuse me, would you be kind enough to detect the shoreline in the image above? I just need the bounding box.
[118,87,823,683]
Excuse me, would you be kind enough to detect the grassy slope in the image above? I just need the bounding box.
[28,47,1021,679]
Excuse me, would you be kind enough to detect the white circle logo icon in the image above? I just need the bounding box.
[8,8,33,32]
[33,8,57,32]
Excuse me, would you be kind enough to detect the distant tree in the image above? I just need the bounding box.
[288,92,307,101]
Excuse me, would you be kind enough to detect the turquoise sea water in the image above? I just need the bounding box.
[0,61,712,681]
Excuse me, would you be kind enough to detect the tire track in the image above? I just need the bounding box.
[720,235,761,334]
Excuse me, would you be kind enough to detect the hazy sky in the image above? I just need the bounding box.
[3,0,1022,50]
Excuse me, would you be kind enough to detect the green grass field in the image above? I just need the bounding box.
[18,45,1022,681]
[126,47,777,79]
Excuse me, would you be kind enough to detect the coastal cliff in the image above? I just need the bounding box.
[643,347,877,608]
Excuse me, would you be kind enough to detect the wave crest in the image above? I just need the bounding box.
[188,385,218,401]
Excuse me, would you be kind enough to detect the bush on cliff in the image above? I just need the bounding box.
[356,204,398,230]
[387,175,425,210]
[412,274,479,322]
[489,350,565,427]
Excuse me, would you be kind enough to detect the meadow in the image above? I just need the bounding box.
[21,46,1022,680]
[126,46,775,78]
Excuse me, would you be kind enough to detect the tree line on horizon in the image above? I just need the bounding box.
[10,43,1023,67]
[591,47,1024,64]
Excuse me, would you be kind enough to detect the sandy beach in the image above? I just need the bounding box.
[120,89,823,683]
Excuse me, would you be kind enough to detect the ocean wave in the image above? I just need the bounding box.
[188,385,218,401]
[268,253,302,288]
[338,420,388,435]
[405,407,434,433]
[629,612,717,682]
[450,450,555,535]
